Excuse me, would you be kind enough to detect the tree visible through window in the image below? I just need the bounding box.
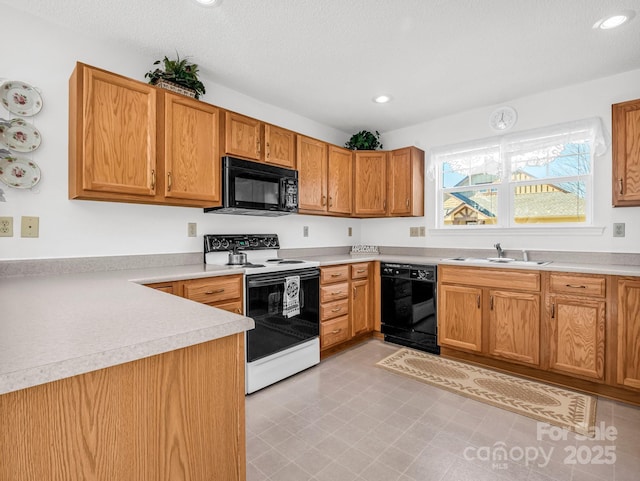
[432,118,605,228]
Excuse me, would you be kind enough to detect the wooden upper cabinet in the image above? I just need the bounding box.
[353,151,388,216]
[264,123,296,168]
[327,145,353,215]
[612,99,640,206]
[70,63,157,199]
[69,63,220,208]
[224,111,262,161]
[297,135,328,212]
[163,93,220,203]
[388,147,424,217]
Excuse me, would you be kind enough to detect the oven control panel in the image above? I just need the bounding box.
[381,263,436,282]
[204,234,280,252]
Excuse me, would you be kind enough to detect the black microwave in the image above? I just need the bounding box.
[205,157,298,216]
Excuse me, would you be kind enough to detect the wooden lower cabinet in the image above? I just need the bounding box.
[147,274,244,314]
[320,262,373,353]
[0,334,246,481]
[616,277,640,389]
[488,290,540,366]
[438,284,483,353]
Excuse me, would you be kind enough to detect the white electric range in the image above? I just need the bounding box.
[204,234,320,393]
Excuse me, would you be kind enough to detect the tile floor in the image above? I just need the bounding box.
[246,340,640,481]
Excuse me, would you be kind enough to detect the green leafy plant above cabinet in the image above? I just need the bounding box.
[345,130,383,150]
[145,53,206,99]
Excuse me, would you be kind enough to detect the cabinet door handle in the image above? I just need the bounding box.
[383,200,387,210]
[321,195,327,206]
[477,295,481,308]
[490,295,494,310]
[167,172,172,191]
[331,307,343,313]
[329,196,333,207]
[331,328,342,334]
[353,286,357,299]
[619,178,624,195]
[205,288,225,295]
[256,139,261,156]
[235,308,241,314]
[151,169,156,190]
[406,198,409,208]
[565,284,587,289]
[551,303,555,319]
[266,142,270,159]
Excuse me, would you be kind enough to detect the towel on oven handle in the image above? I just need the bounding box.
[283,275,301,318]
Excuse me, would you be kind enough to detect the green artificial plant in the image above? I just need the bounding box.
[145,53,206,99]
[344,130,383,150]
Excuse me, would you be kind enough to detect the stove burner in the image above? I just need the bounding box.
[226,263,265,268]
[265,258,305,264]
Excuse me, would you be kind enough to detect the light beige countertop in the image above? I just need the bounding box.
[0,264,252,396]
[306,253,640,276]
[2,252,639,396]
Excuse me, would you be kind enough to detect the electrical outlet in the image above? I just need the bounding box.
[188,222,197,237]
[419,226,426,237]
[348,226,352,237]
[409,227,419,237]
[303,226,309,237]
[21,216,39,238]
[0,216,12,237]
[613,223,625,237]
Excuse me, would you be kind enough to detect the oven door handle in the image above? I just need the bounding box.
[247,271,319,288]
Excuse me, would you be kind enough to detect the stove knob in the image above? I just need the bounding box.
[221,239,230,249]
[212,239,221,250]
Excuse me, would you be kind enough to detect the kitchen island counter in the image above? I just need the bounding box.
[0,264,253,395]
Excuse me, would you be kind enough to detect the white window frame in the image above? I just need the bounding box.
[431,117,606,230]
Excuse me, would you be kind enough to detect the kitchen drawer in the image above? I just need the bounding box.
[351,262,370,280]
[549,273,606,298]
[321,265,350,284]
[320,298,349,321]
[183,275,242,304]
[320,282,349,302]
[440,266,540,291]
[321,315,349,349]
[211,300,243,314]
[145,281,177,295]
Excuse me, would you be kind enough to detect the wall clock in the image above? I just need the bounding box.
[489,106,517,131]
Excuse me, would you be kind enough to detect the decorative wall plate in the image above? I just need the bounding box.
[0,81,43,116]
[0,155,41,189]
[0,118,41,152]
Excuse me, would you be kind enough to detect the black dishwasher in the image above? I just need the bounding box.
[381,263,440,354]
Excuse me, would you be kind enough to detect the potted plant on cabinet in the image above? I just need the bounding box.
[145,53,206,99]
[344,130,383,150]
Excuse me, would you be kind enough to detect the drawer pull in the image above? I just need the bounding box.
[205,288,225,295]
[330,273,343,278]
[356,269,366,273]
[331,291,344,296]
[331,307,342,313]
[565,284,587,289]
[331,328,342,334]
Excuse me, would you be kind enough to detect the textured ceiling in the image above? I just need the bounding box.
[5,0,640,133]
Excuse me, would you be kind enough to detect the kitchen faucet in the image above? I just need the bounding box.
[494,243,504,258]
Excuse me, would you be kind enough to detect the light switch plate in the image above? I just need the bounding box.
[613,223,625,237]
[21,216,39,238]
[303,226,309,237]
[0,216,12,237]
[188,222,197,237]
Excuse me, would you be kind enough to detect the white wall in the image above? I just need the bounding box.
[362,69,640,254]
[0,5,356,260]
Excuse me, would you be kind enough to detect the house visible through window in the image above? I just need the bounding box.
[432,118,606,228]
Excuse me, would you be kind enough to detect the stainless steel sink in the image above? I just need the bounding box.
[445,257,552,266]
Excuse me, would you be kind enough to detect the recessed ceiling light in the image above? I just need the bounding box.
[593,10,635,29]
[195,0,222,7]
[373,95,391,104]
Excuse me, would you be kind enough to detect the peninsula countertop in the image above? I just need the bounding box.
[0,264,253,396]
